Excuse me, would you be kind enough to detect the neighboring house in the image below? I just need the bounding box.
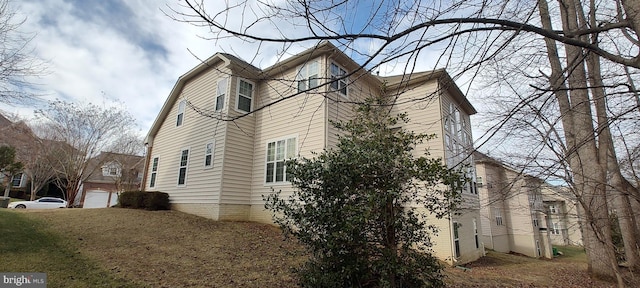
[79,152,144,208]
[542,186,583,246]
[0,114,65,199]
[475,151,566,258]
[143,41,482,265]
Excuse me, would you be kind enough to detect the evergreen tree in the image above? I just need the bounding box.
[265,96,465,288]
[0,145,24,198]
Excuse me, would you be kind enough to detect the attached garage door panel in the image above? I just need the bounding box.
[84,191,117,208]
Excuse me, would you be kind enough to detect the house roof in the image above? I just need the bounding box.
[0,113,13,127]
[84,152,144,183]
[145,54,231,145]
[145,41,477,144]
[381,69,477,115]
[0,115,40,163]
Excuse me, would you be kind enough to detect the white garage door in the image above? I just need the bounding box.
[83,190,118,208]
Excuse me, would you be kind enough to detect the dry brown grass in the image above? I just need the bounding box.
[16,208,629,288]
[20,208,306,288]
[444,250,617,288]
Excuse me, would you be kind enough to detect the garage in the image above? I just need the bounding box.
[83,190,118,208]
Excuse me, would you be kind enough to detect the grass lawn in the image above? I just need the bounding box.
[0,208,623,287]
[2,208,306,288]
[0,209,139,287]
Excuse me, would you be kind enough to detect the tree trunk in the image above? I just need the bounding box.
[538,0,621,282]
[582,0,640,272]
[3,174,10,198]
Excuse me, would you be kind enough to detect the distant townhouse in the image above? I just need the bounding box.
[143,41,482,265]
[0,114,65,200]
[79,152,144,208]
[542,186,583,246]
[475,151,582,258]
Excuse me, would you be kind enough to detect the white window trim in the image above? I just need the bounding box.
[329,62,348,97]
[11,173,24,187]
[264,134,298,185]
[495,208,504,226]
[453,221,461,258]
[235,78,255,113]
[177,148,190,187]
[204,141,215,169]
[297,60,320,92]
[102,162,121,177]
[215,78,228,112]
[176,99,186,127]
[473,218,479,249]
[150,156,159,188]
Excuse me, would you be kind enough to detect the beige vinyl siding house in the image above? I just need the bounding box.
[475,151,555,258]
[144,41,483,265]
[542,186,584,246]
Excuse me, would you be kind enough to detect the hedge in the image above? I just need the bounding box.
[119,191,170,211]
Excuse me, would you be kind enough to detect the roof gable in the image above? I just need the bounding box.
[146,53,242,144]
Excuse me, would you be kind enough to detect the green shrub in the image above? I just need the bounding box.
[119,191,143,208]
[119,191,170,211]
[144,192,170,211]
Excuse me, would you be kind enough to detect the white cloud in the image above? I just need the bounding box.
[1,0,473,138]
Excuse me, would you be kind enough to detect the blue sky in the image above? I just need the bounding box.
[2,0,247,133]
[2,0,470,137]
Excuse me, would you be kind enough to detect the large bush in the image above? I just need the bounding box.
[119,191,170,211]
[265,96,465,287]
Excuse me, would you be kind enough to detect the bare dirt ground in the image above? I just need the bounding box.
[19,208,630,287]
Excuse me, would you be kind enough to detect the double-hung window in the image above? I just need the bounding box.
[473,218,479,249]
[176,100,186,126]
[204,142,214,168]
[216,78,227,111]
[11,173,23,187]
[236,79,254,113]
[150,157,159,188]
[552,222,561,235]
[265,137,297,183]
[177,149,189,186]
[453,222,461,258]
[495,208,503,226]
[297,61,319,92]
[330,62,347,96]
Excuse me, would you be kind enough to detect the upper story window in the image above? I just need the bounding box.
[11,173,23,187]
[102,163,121,177]
[204,142,214,168]
[178,149,189,186]
[297,61,319,92]
[150,157,159,188]
[216,78,227,111]
[236,79,254,113]
[549,205,557,214]
[176,100,186,126]
[265,136,297,184]
[330,62,348,96]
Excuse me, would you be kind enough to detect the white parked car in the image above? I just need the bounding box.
[8,197,67,209]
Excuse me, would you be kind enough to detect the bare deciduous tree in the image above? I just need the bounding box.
[34,100,137,207]
[0,0,45,104]
[170,0,640,285]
